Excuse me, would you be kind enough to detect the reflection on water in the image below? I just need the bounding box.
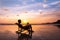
[55,25,60,28]
[0,25,60,40]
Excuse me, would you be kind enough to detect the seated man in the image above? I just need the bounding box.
[16,19,34,34]
[16,19,23,33]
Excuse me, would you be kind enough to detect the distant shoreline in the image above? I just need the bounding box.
[0,24,60,25]
[0,20,60,25]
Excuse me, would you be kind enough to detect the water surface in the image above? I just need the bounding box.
[0,25,60,40]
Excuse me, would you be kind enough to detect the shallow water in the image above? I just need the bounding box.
[0,25,60,40]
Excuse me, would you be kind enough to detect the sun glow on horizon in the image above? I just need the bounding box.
[21,19,29,25]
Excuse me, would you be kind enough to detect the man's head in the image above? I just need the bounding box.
[18,19,21,23]
[27,22,29,24]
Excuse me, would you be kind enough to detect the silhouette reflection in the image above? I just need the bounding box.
[55,25,60,28]
[16,30,33,40]
[18,33,31,40]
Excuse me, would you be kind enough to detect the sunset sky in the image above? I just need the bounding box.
[0,0,60,24]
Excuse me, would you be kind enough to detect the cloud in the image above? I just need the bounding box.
[50,1,60,5]
[47,1,60,8]
[31,0,35,2]
[1,2,42,12]
[1,0,49,9]
[0,6,41,20]
[44,0,47,3]
[0,0,60,23]
[42,3,48,8]
[1,0,36,7]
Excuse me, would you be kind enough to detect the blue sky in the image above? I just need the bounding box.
[0,0,60,23]
[0,0,60,15]
[1,0,60,8]
[0,0,60,10]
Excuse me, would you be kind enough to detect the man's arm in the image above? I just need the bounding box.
[15,23,18,25]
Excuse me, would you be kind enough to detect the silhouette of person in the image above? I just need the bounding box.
[23,23,31,30]
[16,20,32,33]
[26,23,32,38]
[16,19,23,33]
[16,19,34,40]
[16,19,34,32]
[24,22,34,38]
